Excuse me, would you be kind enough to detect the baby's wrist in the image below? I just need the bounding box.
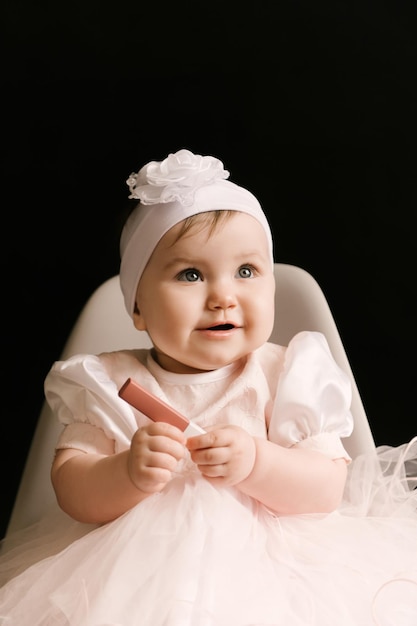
[236,436,257,486]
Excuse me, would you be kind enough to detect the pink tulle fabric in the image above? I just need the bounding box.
[0,333,416,625]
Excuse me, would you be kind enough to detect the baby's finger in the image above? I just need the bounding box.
[147,421,187,443]
[190,446,228,467]
[148,436,186,461]
[186,428,229,451]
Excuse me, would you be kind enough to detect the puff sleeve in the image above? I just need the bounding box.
[44,354,148,455]
[268,331,354,461]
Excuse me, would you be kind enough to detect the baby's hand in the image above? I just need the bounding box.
[128,422,186,493]
[187,425,256,486]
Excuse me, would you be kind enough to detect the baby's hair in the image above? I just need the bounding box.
[172,210,236,244]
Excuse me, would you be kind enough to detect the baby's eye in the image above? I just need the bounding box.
[236,265,255,279]
[177,268,202,282]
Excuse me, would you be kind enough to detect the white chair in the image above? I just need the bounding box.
[5,263,375,536]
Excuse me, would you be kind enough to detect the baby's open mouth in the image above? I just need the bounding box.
[207,324,235,331]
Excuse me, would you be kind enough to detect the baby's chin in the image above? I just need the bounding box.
[153,351,242,375]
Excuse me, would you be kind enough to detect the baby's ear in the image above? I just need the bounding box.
[133,304,147,331]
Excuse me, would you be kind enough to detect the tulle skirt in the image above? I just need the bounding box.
[0,438,416,626]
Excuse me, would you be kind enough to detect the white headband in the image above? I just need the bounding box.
[119,149,274,318]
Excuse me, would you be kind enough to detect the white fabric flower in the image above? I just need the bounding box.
[126,149,230,206]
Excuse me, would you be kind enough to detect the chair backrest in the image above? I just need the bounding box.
[6,264,375,535]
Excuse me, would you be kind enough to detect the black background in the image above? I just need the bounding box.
[2,1,416,538]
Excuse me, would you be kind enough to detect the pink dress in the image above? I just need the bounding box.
[0,331,416,625]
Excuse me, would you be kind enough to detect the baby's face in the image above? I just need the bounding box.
[134,212,275,374]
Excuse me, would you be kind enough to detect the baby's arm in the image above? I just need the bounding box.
[237,436,347,514]
[51,422,186,524]
[187,426,347,515]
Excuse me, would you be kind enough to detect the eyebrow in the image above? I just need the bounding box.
[162,256,197,270]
